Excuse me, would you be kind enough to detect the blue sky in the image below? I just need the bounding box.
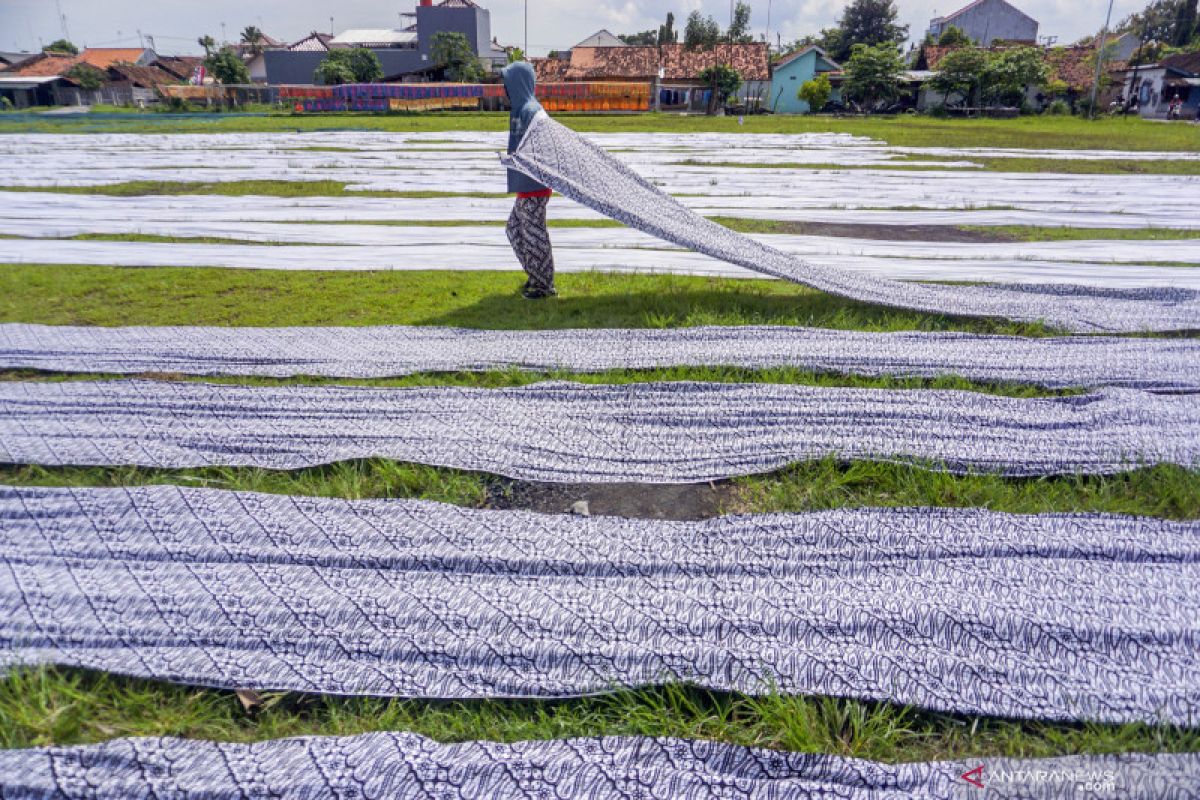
[0,0,1144,57]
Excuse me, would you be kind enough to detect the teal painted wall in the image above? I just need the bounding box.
[770,49,840,114]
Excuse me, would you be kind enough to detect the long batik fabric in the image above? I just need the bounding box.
[0,380,1196,479]
[501,113,1200,334]
[2,323,1199,390]
[505,196,556,292]
[2,486,1197,725]
[2,734,1197,800]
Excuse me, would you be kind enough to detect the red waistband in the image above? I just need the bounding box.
[516,189,553,199]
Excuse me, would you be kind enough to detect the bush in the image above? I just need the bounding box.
[430,32,485,82]
[0,97,13,112]
[798,73,832,111]
[1044,98,1071,116]
[205,48,250,85]
[698,63,743,105]
[314,49,384,85]
[64,63,108,92]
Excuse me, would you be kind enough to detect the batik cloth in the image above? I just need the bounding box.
[506,195,556,292]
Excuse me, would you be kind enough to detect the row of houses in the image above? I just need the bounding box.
[1,0,1195,117]
[0,48,201,109]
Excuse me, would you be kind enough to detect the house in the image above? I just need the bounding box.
[287,32,335,53]
[56,62,180,106]
[153,56,206,83]
[0,48,157,108]
[927,0,1037,47]
[1101,31,1143,63]
[1120,51,1200,118]
[531,43,771,110]
[0,51,38,71]
[265,0,505,85]
[573,30,626,48]
[769,45,840,113]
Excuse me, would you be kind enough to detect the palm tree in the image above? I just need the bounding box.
[197,35,216,57]
[241,26,265,56]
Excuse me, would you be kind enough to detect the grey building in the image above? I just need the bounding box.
[265,0,506,85]
[927,0,1038,46]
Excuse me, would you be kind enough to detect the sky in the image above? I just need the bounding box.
[0,0,1147,57]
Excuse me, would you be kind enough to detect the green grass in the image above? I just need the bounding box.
[4,667,1196,761]
[3,111,1198,152]
[958,225,1200,242]
[0,265,1057,335]
[0,366,1072,399]
[4,460,1195,519]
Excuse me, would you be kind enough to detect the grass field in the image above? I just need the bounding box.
[3,110,1199,152]
[1,114,1197,766]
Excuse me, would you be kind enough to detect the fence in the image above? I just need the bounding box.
[277,82,652,113]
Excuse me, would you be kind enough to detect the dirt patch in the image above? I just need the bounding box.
[485,479,741,520]
[770,221,1015,243]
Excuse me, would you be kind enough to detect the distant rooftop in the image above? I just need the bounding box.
[330,29,419,47]
[574,30,626,49]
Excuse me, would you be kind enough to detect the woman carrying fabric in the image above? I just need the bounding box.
[501,62,557,300]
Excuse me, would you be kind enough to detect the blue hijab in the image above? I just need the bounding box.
[501,61,549,194]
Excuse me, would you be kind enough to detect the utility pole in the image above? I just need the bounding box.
[1089,0,1115,119]
[765,0,772,52]
[524,0,528,57]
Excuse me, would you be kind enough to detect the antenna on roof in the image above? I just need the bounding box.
[54,0,70,42]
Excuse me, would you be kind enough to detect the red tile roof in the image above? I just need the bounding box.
[5,51,78,77]
[78,48,151,69]
[105,63,179,88]
[153,56,204,81]
[533,43,769,83]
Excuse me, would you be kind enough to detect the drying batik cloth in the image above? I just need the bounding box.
[502,113,1200,333]
[0,380,1196,479]
[2,734,1196,800]
[2,486,1198,724]
[3,323,1199,390]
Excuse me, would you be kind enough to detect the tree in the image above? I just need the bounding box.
[980,46,1047,105]
[430,31,484,82]
[313,48,384,85]
[937,25,972,46]
[1172,0,1198,45]
[241,26,265,56]
[45,39,78,55]
[728,2,754,44]
[926,47,987,107]
[197,35,216,57]
[685,10,725,114]
[1118,0,1183,43]
[507,47,525,63]
[618,30,659,45]
[798,73,832,111]
[64,62,107,91]
[684,10,722,49]
[843,41,904,108]
[698,64,743,104]
[313,58,355,86]
[829,0,908,62]
[658,12,678,45]
[206,47,251,84]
